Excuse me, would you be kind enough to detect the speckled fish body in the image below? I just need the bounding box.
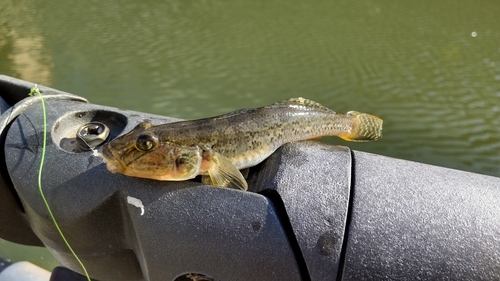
[102,98,383,190]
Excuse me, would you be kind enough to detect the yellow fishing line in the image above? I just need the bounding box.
[29,85,91,281]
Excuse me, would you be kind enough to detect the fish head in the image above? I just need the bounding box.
[101,121,202,181]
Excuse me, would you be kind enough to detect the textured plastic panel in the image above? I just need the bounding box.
[250,142,351,280]
[342,151,500,280]
[4,100,301,281]
[0,75,86,246]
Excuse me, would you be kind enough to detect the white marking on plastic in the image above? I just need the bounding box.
[127,196,145,215]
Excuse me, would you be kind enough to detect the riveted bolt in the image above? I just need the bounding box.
[76,122,110,149]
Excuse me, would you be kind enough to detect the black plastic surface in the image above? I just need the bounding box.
[4,100,303,281]
[342,151,500,280]
[1,75,499,281]
[0,75,87,246]
[250,143,352,280]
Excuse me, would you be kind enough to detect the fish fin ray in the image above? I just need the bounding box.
[270,97,334,112]
[205,151,248,190]
[201,175,212,185]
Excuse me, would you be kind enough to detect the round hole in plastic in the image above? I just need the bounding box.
[52,110,127,153]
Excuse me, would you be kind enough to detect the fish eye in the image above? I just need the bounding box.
[135,134,158,151]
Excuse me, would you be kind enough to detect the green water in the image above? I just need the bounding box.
[1,0,499,272]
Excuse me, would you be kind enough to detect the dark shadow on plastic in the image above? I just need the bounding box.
[335,150,357,281]
[0,116,43,245]
[0,120,24,212]
[50,266,98,281]
[259,189,311,281]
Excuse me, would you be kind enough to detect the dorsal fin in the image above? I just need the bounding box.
[269,97,332,111]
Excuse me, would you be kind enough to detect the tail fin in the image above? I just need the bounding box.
[340,111,383,141]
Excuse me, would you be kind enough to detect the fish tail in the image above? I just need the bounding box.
[339,111,383,141]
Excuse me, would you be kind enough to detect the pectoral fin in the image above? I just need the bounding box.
[201,151,248,191]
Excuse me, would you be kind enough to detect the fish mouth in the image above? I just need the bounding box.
[101,144,123,174]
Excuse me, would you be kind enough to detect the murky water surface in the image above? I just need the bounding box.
[1,0,499,270]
